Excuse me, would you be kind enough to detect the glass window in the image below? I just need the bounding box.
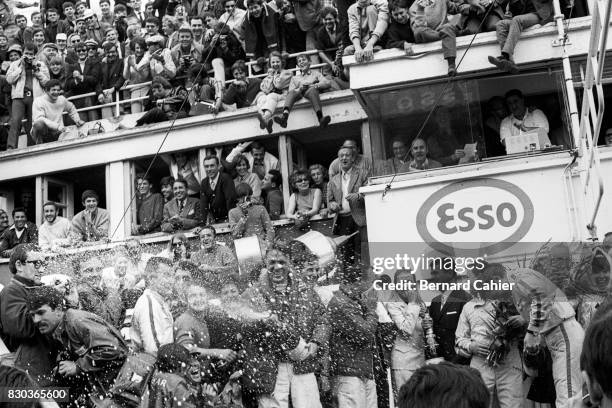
[362,68,571,178]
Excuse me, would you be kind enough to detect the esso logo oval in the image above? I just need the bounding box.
[416,178,534,255]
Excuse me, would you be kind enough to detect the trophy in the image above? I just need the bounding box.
[421,310,444,363]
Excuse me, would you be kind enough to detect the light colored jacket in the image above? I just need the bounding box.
[347,0,389,44]
[137,49,176,79]
[6,59,49,99]
[131,289,174,355]
[385,296,425,372]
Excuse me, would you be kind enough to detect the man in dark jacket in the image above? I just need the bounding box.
[241,246,326,407]
[44,8,71,43]
[428,257,472,364]
[328,268,379,408]
[222,60,262,109]
[97,42,125,117]
[0,207,38,258]
[0,244,56,386]
[242,0,282,61]
[26,285,129,402]
[385,0,415,51]
[200,155,237,224]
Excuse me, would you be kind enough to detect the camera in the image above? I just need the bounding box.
[182,56,192,67]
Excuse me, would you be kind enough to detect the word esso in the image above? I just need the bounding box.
[416,178,534,255]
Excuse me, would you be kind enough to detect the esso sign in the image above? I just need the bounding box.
[416,178,534,255]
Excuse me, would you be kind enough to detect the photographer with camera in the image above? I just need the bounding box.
[170,24,202,78]
[5,42,49,149]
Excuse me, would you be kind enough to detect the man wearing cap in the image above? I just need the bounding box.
[32,78,84,144]
[83,9,106,44]
[170,25,203,77]
[38,43,59,67]
[138,34,176,79]
[55,33,69,60]
[44,7,71,43]
[6,42,49,149]
[70,189,111,242]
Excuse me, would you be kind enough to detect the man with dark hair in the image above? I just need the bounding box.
[581,301,612,408]
[499,88,550,150]
[328,268,379,407]
[97,42,125,118]
[44,7,71,43]
[70,189,110,242]
[0,244,56,385]
[38,201,72,251]
[0,208,38,258]
[26,285,129,402]
[191,225,238,274]
[226,141,280,180]
[31,78,84,145]
[148,343,197,408]
[6,42,49,149]
[262,169,284,220]
[200,155,237,224]
[144,15,160,39]
[131,256,175,354]
[161,178,201,233]
[133,174,164,235]
[241,0,282,61]
[385,0,415,51]
[398,362,490,408]
[428,257,472,364]
[222,60,262,110]
[160,175,175,203]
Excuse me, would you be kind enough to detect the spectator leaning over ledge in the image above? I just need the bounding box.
[71,189,111,242]
[187,63,225,115]
[38,201,72,252]
[31,79,85,145]
[0,207,38,258]
[385,0,415,52]
[274,52,332,129]
[343,0,389,63]
[6,42,49,150]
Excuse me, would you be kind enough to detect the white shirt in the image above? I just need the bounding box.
[340,169,351,213]
[38,216,72,251]
[499,108,550,142]
[209,172,220,190]
[130,289,174,355]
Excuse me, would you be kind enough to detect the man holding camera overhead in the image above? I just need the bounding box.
[5,42,49,150]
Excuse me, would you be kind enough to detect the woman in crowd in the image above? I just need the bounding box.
[409,137,442,170]
[158,232,192,262]
[47,56,67,88]
[255,51,292,134]
[162,15,180,49]
[0,209,8,237]
[286,169,322,230]
[309,164,328,210]
[233,154,262,203]
[385,269,426,392]
[123,37,151,114]
[228,183,274,249]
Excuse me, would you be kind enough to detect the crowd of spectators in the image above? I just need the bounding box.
[0,0,565,151]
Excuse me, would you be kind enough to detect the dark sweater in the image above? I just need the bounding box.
[385,20,415,49]
[136,193,164,234]
[200,172,237,223]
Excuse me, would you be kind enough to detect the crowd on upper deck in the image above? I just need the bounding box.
[0,0,581,151]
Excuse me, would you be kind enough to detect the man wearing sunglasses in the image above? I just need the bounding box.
[0,244,56,386]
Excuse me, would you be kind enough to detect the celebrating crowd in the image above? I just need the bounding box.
[0,0,573,151]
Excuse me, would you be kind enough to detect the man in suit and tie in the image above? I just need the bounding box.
[327,146,370,267]
[200,155,237,224]
[427,258,472,364]
[161,178,201,232]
